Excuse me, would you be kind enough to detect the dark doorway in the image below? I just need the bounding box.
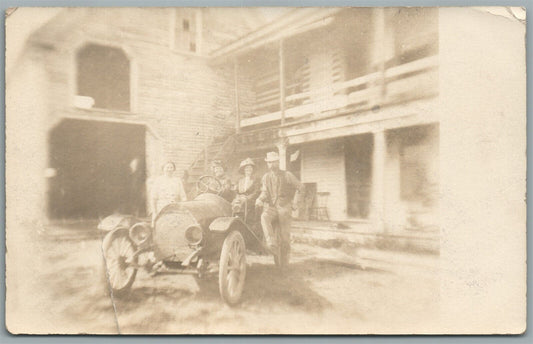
[48,119,146,220]
[344,134,373,218]
[77,44,130,111]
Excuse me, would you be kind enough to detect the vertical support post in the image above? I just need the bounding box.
[370,130,386,232]
[372,8,387,103]
[203,132,209,173]
[276,141,288,171]
[279,39,286,125]
[233,58,241,134]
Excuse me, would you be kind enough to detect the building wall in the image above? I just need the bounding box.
[300,140,347,220]
[7,8,262,222]
[32,8,255,179]
[384,124,439,232]
[297,123,439,226]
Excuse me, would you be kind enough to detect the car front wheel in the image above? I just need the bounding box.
[218,230,247,305]
[102,229,138,296]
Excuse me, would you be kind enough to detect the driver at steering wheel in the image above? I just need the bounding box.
[211,160,235,202]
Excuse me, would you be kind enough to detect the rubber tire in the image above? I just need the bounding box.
[218,230,247,305]
[102,229,138,296]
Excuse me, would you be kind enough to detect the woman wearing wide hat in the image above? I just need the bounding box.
[232,158,261,223]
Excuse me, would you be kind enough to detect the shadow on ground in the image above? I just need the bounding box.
[189,258,391,312]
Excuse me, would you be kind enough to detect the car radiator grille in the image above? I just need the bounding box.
[153,209,197,260]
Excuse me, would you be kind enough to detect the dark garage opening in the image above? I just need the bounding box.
[48,119,146,220]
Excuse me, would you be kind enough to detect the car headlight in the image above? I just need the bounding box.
[129,222,151,245]
[185,225,203,245]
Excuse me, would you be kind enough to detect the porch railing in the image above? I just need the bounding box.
[241,55,438,128]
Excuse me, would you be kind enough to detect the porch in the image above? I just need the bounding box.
[224,7,439,132]
[291,220,440,253]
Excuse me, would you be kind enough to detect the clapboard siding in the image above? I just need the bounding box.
[300,140,347,220]
[33,8,256,179]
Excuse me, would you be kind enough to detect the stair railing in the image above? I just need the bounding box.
[187,133,237,176]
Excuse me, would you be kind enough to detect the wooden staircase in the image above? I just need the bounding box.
[187,134,238,182]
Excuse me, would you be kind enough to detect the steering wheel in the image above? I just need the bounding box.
[196,175,222,194]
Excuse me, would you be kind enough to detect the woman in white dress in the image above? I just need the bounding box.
[150,161,187,225]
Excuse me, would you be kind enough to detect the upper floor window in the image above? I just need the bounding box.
[387,8,438,65]
[76,44,130,111]
[171,8,201,54]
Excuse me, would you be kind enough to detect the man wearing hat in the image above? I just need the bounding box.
[211,159,234,202]
[255,151,303,264]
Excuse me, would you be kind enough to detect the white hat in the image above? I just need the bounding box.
[265,151,280,162]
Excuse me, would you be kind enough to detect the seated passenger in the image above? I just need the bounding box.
[211,160,235,202]
[232,158,260,223]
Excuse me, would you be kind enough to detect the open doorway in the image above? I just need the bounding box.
[344,133,373,218]
[48,119,146,220]
[76,44,130,111]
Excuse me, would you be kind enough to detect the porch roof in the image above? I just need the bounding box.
[210,7,342,60]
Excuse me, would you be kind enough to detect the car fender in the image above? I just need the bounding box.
[209,217,262,249]
[98,214,135,232]
[102,227,131,252]
[209,217,246,233]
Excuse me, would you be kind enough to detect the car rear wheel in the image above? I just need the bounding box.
[218,230,247,305]
[102,229,138,296]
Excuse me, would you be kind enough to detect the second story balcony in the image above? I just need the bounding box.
[216,8,439,132]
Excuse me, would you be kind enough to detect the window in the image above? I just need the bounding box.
[387,8,438,64]
[172,9,201,53]
[76,44,130,111]
[399,125,439,206]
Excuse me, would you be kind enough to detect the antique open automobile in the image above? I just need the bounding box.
[99,175,285,305]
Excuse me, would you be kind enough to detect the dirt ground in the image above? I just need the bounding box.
[8,229,440,334]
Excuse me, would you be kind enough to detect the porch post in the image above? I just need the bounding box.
[276,140,288,171]
[372,8,387,103]
[233,58,241,134]
[370,130,386,232]
[279,39,286,125]
[204,134,209,173]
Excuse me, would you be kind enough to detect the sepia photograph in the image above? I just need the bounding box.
[5,6,526,334]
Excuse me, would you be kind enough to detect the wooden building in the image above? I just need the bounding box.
[7,8,266,221]
[191,7,524,243]
[7,8,525,245]
[205,7,441,234]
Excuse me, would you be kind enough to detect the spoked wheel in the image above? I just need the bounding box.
[102,230,138,296]
[219,230,247,305]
